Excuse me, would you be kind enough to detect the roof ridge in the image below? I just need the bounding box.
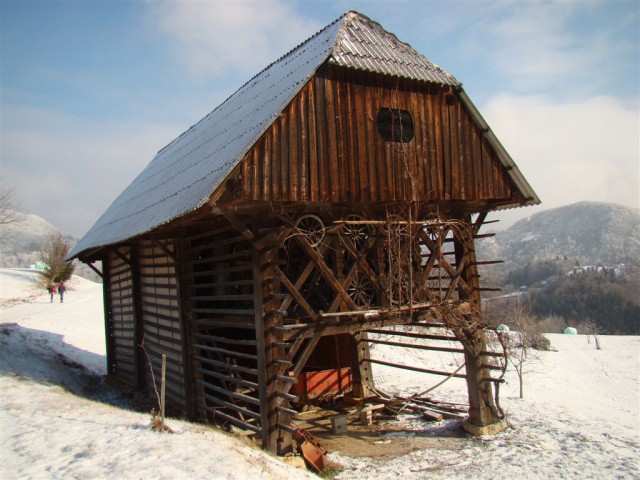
[329,10,459,85]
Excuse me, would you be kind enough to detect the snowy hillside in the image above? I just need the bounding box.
[478,201,640,268]
[0,211,62,268]
[0,210,100,282]
[1,268,638,479]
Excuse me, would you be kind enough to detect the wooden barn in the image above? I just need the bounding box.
[68,11,539,455]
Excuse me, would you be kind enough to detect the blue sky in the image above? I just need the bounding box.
[1,0,638,236]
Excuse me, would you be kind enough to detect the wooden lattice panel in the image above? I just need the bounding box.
[138,240,186,414]
[106,247,136,384]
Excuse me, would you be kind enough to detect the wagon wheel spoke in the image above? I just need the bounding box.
[347,271,375,308]
[295,214,325,247]
[342,214,371,251]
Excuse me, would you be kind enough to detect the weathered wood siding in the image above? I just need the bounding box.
[138,240,187,414]
[240,66,513,205]
[104,247,137,385]
[182,223,262,434]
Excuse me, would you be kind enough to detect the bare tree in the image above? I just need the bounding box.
[0,187,21,227]
[580,317,602,350]
[499,299,549,399]
[40,232,75,283]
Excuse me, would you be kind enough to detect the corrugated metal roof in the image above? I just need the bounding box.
[329,12,459,86]
[68,13,345,259]
[68,11,536,260]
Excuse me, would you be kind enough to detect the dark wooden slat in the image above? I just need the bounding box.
[200,406,261,434]
[366,358,467,378]
[192,344,258,361]
[194,355,259,377]
[195,380,261,407]
[366,338,465,354]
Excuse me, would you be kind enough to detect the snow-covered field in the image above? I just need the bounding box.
[1,268,638,479]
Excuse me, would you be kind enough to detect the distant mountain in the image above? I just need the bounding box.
[0,210,100,282]
[477,202,640,268]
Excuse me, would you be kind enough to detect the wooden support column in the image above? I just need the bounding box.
[252,218,292,454]
[129,245,146,390]
[351,331,374,398]
[453,214,502,428]
[174,237,196,420]
[102,253,115,375]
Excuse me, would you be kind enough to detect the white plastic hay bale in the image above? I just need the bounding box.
[563,327,578,335]
[496,324,510,333]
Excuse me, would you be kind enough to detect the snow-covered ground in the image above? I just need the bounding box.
[1,268,638,479]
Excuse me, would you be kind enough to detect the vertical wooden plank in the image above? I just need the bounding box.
[314,75,329,201]
[452,98,470,200]
[289,101,299,201]
[440,91,451,200]
[174,237,196,420]
[251,143,260,201]
[241,152,251,202]
[130,245,145,390]
[299,84,309,201]
[250,223,269,450]
[468,106,480,200]
[325,75,340,201]
[429,88,442,198]
[269,122,279,202]
[415,84,430,198]
[354,77,376,202]
[261,133,271,201]
[449,91,460,199]
[364,78,382,202]
[280,113,290,201]
[103,253,115,375]
[334,77,350,202]
[307,80,319,201]
[389,83,402,202]
[345,74,360,202]
[404,86,418,202]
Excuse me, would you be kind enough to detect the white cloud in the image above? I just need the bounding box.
[453,0,634,94]
[481,93,640,227]
[144,0,321,79]
[1,105,181,236]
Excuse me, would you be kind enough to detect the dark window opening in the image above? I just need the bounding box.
[376,108,414,143]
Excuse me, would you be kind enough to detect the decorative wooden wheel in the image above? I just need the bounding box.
[341,214,371,251]
[348,271,375,308]
[295,214,325,247]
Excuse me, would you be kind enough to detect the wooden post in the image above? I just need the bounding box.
[130,245,145,390]
[452,214,502,429]
[351,332,374,398]
[102,252,115,375]
[161,353,167,423]
[174,237,196,420]
[252,219,292,454]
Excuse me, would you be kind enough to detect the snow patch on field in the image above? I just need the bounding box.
[0,268,638,479]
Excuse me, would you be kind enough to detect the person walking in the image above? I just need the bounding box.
[58,282,66,303]
[47,284,56,303]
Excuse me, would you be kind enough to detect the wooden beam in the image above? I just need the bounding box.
[83,260,103,278]
[292,234,360,311]
[365,358,467,379]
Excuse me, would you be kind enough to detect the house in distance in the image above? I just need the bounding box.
[69,11,539,455]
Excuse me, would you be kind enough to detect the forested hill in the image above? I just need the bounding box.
[478,201,640,268]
